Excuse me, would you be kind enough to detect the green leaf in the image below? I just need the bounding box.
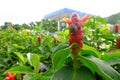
[51,43,69,53]
[102,50,120,65]
[0,61,8,67]
[98,33,117,41]
[12,44,25,50]
[102,50,120,60]
[4,66,33,74]
[14,52,26,64]
[82,44,101,58]
[52,47,70,70]
[40,76,50,80]
[64,29,69,35]
[39,46,45,54]
[23,74,31,80]
[80,55,120,80]
[52,66,95,80]
[96,16,106,24]
[99,25,110,32]
[29,74,41,80]
[30,54,40,73]
[106,57,120,65]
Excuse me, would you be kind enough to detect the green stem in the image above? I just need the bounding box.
[72,52,79,70]
[92,18,96,47]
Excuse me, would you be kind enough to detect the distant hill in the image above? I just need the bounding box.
[44,8,88,20]
[105,12,120,24]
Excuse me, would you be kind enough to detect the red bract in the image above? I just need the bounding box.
[63,18,72,25]
[80,14,90,23]
[69,30,84,44]
[114,24,120,33]
[37,35,41,43]
[63,12,89,54]
[69,25,84,53]
[54,37,60,43]
[5,72,16,80]
[116,37,120,49]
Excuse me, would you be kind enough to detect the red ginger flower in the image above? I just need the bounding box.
[5,72,16,80]
[37,35,41,43]
[116,37,120,49]
[63,13,89,54]
[114,24,120,33]
[54,36,60,43]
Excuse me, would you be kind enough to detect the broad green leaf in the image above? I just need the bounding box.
[30,54,40,73]
[51,43,69,53]
[99,25,110,32]
[12,44,25,50]
[82,44,101,58]
[64,29,69,35]
[23,74,31,80]
[29,75,50,80]
[4,66,33,74]
[80,55,120,80]
[52,66,95,80]
[29,74,41,80]
[102,50,120,60]
[0,61,8,67]
[96,16,107,24]
[14,52,26,64]
[102,50,120,65]
[39,46,45,54]
[52,47,70,70]
[106,57,120,65]
[98,33,117,41]
[40,77,50,80]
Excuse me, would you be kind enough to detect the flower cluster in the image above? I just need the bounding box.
[5,72,16,80]
[116,37,120,49]
[114,24,120,33]
[54,36,60,43]
[63,12,89,54]
[37,35,41,43]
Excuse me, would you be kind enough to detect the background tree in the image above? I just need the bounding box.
[12,24,21,30]
[21,23,30,29]
[40,19,57,32]
[105,12,120,24]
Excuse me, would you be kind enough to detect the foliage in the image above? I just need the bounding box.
[40,19,58,32]
[84,16,117,51]
[0,16,120,80]
[0,19,58,32]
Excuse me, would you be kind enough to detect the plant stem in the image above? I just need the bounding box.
[7,52,13,63]
[72,52,79,70]
[92,18,96,47]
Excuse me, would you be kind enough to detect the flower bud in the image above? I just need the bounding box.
[5,72,16,80]
[37,35,41,43]
[116,37,120,49]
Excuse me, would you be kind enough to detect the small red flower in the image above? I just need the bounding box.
[5,72,16,80]
[116,37,120,49]
[114,24,120,33]
[37,35,41,43]
[54,37,60,43]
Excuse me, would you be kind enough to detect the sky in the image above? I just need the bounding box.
[0,0,120,25]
